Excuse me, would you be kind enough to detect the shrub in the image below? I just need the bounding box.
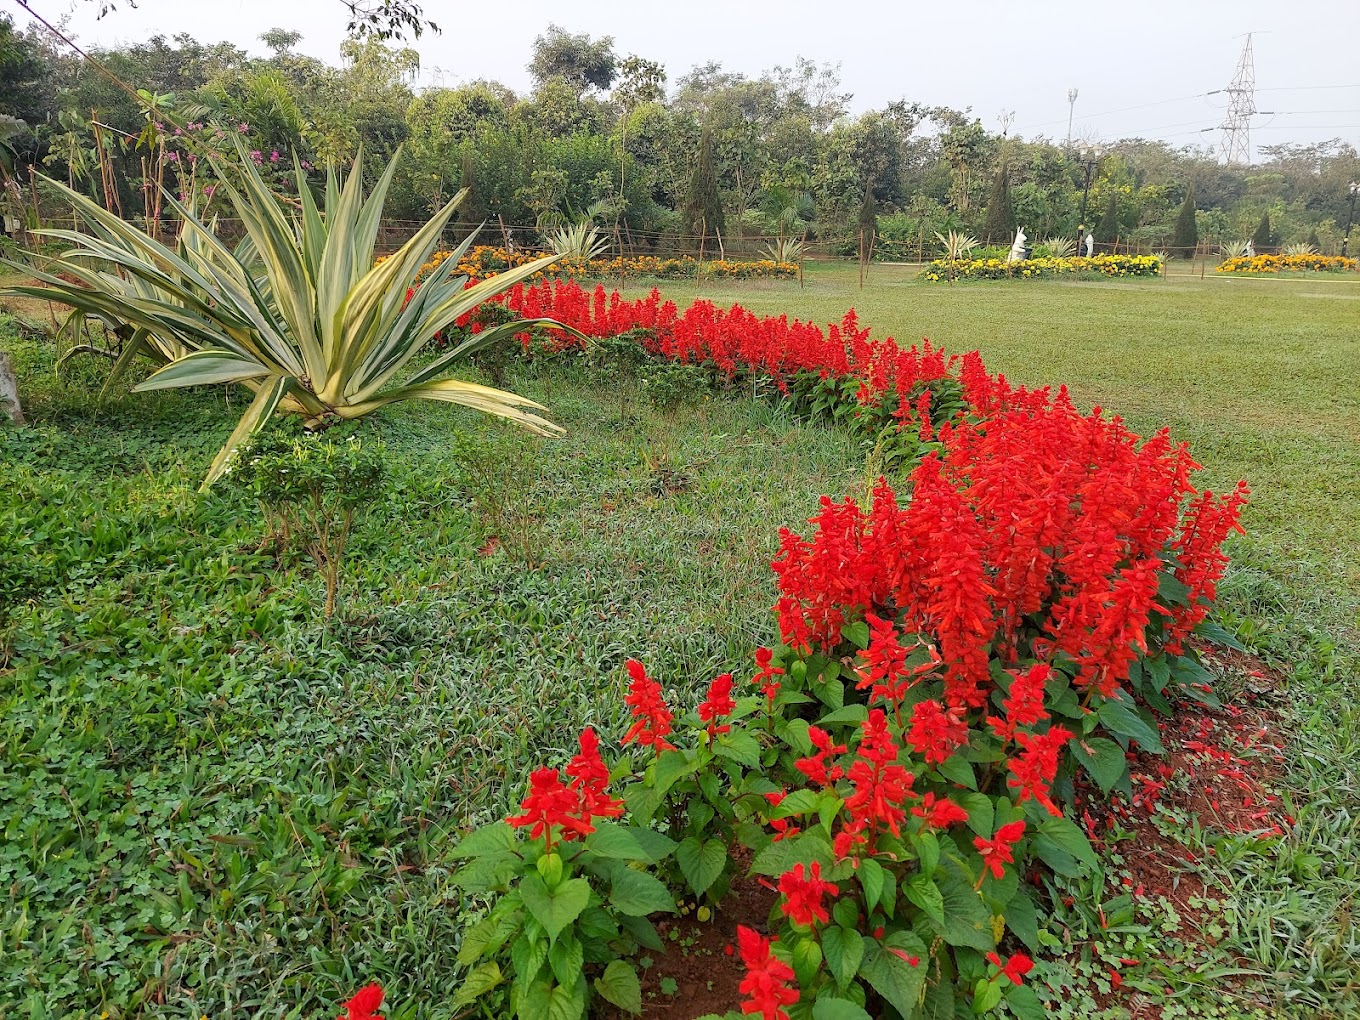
[1252,211,1274,252]
[920,254,1162,281]
[230,426,387,618]
[1173,188,1198,255]
[1217,253,1357,274]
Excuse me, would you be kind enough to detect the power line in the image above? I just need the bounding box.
[1219,34,1257,165]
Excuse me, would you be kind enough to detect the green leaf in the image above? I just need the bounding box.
[905,873,945,927]
[519,874,590,945]
[511,931,549,985]
[583,824,651,862]
[911,831,941,878]
[815,705,870,727]
[973,976,1003,1012]
[957,793,995,838]
[843,620,870,649]
[812,998,873,1020]
[594,960,643,1014]
[618,913,664,951]
[1097,700,1165,753]
[932,859,995,950]
[858,932,928,1017]
[714,729,762,768]
[450,821,519,860]
[549,935,585,990]
[629,828,678,864]
[1005,983,1047,1020]
[821,925,864,990]
[1004,888,1041,952]
[1071,737,1129,794]
[751,830,832,877]
[1037,816,1100,870]
[457,909,522,965]
[859,858,884,913]
[609,868,676,916]
[935,755,977,790]
[1194,619,1247,652]
[675,837,728,896]
[451,961,503,1009]
[651,749,698,796]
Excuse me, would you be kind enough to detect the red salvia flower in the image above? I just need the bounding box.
[752,646,784,709]
[795,726,847,788]
[974,820,1026,881]
[621,659,676,753]
[910,792,970,830]
[737,926,799,1020]
[777,861,840,928]
[698,673,736,737]
[987,663,1052,743]
[564,727,625,827]
[764,790,801,842]
[1007,726,1073,816]
[507,767,593,849]
[338,983,384,1020]
[838,709,915,856]
[906,698,968,766]
[986,951,1034,985]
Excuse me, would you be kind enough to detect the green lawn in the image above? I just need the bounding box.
[1,265,1357,1018]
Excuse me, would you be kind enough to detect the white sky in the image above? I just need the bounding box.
[16,0,1360,159]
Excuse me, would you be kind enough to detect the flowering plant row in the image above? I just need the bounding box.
[390,245,798,284]
[921,255,1163,282]
[1216,252,1357,274]
[440,340,1248,1018]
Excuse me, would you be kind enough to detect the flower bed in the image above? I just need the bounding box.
[427,296,1249,1017]
[1216,253,1357,274]
[921,254,1163,282]
[394,245,798,283]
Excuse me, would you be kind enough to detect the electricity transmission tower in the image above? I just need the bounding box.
[1218,34,1257,166]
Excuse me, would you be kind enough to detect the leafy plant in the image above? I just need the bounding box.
[546,217,610,261]
[1282,242,1320,256]
[230,425,386,617]
[1038,236,1076,258]
[760,236,805,264]
[1219,240,1252,260]
[1,148,580,488]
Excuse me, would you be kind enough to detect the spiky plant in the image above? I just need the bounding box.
[1039,236,1077,258]
[760,236,805,263]
[934,230,979,262]
[1282,242,1320,256]
[2,148,578,488]
[545,218,610,260]
[1219,240,1252,260]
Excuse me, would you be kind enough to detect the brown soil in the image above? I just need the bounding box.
[599,868,777,1020]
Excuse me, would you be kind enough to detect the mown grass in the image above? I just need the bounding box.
[2,263,1358,1019]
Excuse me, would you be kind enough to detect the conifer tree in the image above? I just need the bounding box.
[684,126,724,254]
[1173,187,1198,256]
[1252,211,1273,252]
[982,164,1016,244]
[1096,190,1120,245]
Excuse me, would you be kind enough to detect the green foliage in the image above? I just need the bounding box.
[1173,187,1198,254]
[2,150,575,487]
[685,126,725,252]
[642,361,710,413]
[229,424,387,617]
[1096,189,1120,244]
[1252,211,1274,252]
[982,163,1017,244]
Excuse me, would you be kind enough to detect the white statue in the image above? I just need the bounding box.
[1083,232,1094,257]
[1007,226,1027,263]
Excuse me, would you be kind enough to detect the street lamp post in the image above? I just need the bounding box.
[1342,181,1358,258]
[1075,147,1101,251]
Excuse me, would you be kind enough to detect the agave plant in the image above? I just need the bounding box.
[760,236,805,263]
[1282,241,1320,256]
[934,230,979,262]
[2,148,578,488]
[1220,240,1252,259]
[1039,236,1077,258]
[544,217,610,261]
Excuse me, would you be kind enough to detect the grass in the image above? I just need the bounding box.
[2,263,1359,1019]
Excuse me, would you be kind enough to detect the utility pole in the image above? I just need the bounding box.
[1066,89,1078,149]
[1218,35,1257,166]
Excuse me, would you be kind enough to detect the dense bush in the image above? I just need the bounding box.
[1216,253,1357,274]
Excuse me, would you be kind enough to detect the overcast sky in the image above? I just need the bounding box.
[18,0,1360,159]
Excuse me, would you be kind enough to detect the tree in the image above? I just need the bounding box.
[613,56,666,111]
[259,29,302,55]
[1251,210,1273,252]
[1096,190,1120,244]
[685,125,723,252]
[1173,187,1198,255]
[982,163,1016,243]
[528,24,617,96]
[83,0,436,40]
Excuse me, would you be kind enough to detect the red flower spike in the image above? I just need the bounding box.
[777,861,840,928]
[621,659,676,753]
[986,951,1034,985]
[737,926,799,1020]
[698,673,736,737]
[974,820,1026,881]
[339,983,385,1020]
[752,646,784,708]
[794,726,847,789]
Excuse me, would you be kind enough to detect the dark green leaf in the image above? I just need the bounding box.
[519,874,591,945]
[594,960,642,1014]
